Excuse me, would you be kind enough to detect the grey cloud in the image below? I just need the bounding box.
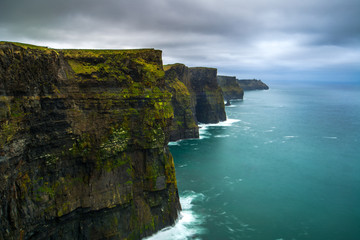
[1,0,359,81]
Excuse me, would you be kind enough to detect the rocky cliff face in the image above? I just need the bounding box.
[164,64,198,141]
[189,67,226,123]
[217,75,244,101]
[0,42,180,240]
[164,64,226,138]
[237,79,269,90]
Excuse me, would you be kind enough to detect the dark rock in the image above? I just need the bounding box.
[0,42,180,240]
[237,79,269,90]
[217,75,244,101]
[189,67,226,124]
[164,64,227,140]
[164,64,199,141]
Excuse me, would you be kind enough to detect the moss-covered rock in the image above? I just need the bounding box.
[164,64,227,137]
[164,64,199,141]
[0,42,180,240]
[217,75,244,101]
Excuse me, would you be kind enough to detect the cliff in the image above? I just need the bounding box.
[164,64,198,141]
[189,67,226,123]
[237,79,269,90]
[0,42,180,239]
[217,75,244,101]
[164,64,226,135]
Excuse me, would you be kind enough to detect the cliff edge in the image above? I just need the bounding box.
[164,64,199,141]
[0,42,180,239]
[164,64,226,141]
[217,75,244,101]
[237,79,269,90]
[189,67,226,123]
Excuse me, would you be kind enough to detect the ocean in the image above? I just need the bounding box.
[146,81,360,240]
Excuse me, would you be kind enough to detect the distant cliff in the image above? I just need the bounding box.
[189,67,226,123]
[0,42,180,240]
[164,64,198,141]
[217,75,244,101]
[164,64,226,137]
[237,79,269,90]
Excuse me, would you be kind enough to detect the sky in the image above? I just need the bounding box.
[1,0,359,82]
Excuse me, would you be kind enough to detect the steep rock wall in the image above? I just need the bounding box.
[189,67,226,123]
[217,75,244,101]
[164,64,227,140]
[164,64,198,141]
[0,42,180,240]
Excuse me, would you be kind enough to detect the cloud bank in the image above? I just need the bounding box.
[1,0,359,81]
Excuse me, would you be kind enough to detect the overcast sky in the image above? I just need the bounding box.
[1,0,359,82]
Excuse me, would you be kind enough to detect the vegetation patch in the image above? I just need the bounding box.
[0,97,28,148]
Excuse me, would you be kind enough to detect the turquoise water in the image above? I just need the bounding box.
[146,82,360,240]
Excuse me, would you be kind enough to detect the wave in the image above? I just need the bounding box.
[214,135,230,138]
[283,135,298,139]
[168,141,181,146]
[199,128,212,139]
[199,118,240,128]
[143,191,206,240]
[323,136,338,139]
[168,119,240,142]
[197,119,240,139]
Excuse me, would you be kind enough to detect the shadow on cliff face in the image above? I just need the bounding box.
[0,42,180,240]
[164,64,227,142]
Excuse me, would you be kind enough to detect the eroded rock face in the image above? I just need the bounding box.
[164,64,226,140]
[217,75,244,101]
[0,42,180,240]
[164,64,198,141]
[237,79,269,90]
[189,67,226,124]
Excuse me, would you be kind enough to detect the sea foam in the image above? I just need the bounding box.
[323,136,338,139]
[143,191,206,240]
[199,118,240,128]
[198,119,240,139]
[168,141,180,146]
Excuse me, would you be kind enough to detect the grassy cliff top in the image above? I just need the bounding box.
[0,41,50,50]
[164,64,217,72]
[0,41,165,88]
[61,48,160,59]
[0,41,159,55]
[190,66,217,70]
[163,63,187,72]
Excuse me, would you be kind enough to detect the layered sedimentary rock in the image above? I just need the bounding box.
[189,67,226,123]
[217,75,244,101]
[237,79,269,90]
[0,42,180,240]
[164,64,226,139]
[164,64,198,141]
